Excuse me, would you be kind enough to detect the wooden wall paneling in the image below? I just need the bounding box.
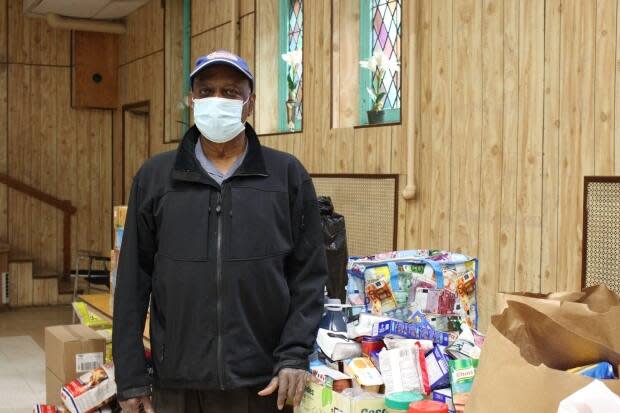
[240,13,256,126]
[616,0,620,174]
[7,261,17,305]
[254,0,280,135]
[119,0,164,65]
[333,128,355,173]
[0,0,6,62]
[499,0,519,293]
[192,24,232,64]
[514,0,544,292]
[76,109,90,254]
[332,0,360,129]
[396,174,407,249]
[389,124,402,175]
[7,0,70,65]
[309,0,333,173]
[8,64,31,259]
[429,0,451,248]
[150,52,167,156]
[30,65,42,270]
[449,0,482,255]
[32,278,46,305]
[192,0,232,36]
[540,0,562,293]
[594,0,617,175]
[240,0,255,16]
[558,0,596,291]
[39,67,59,271]
[477,0,503,329]
[0,63,6,242]
[73,32,118,109]
[56,68,77,273]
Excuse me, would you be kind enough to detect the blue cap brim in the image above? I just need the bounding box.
[190,59,254,87]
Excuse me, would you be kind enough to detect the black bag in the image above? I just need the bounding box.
[318,196,348,302]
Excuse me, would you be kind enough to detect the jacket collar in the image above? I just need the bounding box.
[171,123,269,184]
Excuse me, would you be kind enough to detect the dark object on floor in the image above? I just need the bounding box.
[318,196,349,302]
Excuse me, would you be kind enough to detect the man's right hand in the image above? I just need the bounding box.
[119,396,154,413]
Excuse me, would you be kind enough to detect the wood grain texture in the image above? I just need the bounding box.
[558,0,596,291]
[254,0,279,134]
[540,0,562,294]
[73,32,118,109]
[514,0,544,292]
[477,0,503,329]
[595,0,617,175]
[499,0,519,294]
[450,0,482,256]
[0,63,6,242]
[192,0,232,36]
[7,0,70,66]
[0,0,6,62]
[118,0,164,66]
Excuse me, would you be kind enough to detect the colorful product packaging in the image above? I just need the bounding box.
[343,357,384,393]
[445,325,481,360]
[566,361,615,379]
[60,363,116,413]
[448,358,479,412]
[378,346,430,395]
[432,388,456,413]
[425,346,451,390]
[347,250,479,328]
[373,319,453,346]
[71,302,112,330]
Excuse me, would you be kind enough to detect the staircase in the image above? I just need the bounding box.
[6,256,76,307]
[0,173,83,309]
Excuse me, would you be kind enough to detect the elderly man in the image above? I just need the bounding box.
[113,50,327,413]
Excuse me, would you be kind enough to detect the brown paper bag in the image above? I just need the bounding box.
[467,300,620,413]
[495,284,620,315]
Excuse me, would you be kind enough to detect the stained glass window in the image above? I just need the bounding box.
[278,0,303,132]
[360,0,401,124]
[288,0,303,120]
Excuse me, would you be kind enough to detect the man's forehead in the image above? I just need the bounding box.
[194,64,248,83]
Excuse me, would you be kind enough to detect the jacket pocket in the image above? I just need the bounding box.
[155,189,210,261]
[229,186,293,260]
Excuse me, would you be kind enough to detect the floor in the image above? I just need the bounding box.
[0,305,73,412]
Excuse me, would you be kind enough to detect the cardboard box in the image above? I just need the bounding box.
[295,382,386,413]
[45,324,106,384]
[46,368,64,406]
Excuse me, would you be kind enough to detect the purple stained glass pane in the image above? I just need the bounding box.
[287,0,303,119]
[370,0,401,111]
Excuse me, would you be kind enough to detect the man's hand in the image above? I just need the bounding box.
[119,396,154,413]
[257,368,309,410]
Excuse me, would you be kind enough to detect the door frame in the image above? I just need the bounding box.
[121,101,151,204]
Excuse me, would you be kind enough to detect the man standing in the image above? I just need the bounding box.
[113,50,327,412]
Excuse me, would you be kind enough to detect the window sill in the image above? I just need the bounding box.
[353,121,401,130]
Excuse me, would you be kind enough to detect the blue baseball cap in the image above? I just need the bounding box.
[190,50,254,90]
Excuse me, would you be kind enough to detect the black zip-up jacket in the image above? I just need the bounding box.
[112,124,327,401]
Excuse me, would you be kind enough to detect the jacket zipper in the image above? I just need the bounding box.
[215,190,225,390]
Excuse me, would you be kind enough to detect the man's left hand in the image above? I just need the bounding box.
[257,368,309,410]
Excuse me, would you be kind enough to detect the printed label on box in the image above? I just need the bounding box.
[76,352,103,373]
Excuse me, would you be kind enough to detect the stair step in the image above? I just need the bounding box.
[33,271,59,279]
[0,242,9,254]
[8,255,33,263]
[58,278,85,295]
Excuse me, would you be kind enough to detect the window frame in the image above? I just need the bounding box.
[358,0,402,125]
[278,0,303,133]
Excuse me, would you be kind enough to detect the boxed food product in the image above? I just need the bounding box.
[347,250,478,328]
[448,358,479,411]
[61,363,116,413]
[72,302,112,330]
[295,381,385,413]
[113,206,127,229]
[33,405,67,413]
[378,346,430,395]
[373,319,453,346]
[45,325,106,405]
[432,388,455,413]
[343,357,384,393]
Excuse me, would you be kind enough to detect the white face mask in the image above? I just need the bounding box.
[193,96,249,143]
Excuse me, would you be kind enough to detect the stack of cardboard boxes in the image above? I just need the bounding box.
[44,325,106,406]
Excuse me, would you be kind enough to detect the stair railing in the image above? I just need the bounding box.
[0,173,77,279]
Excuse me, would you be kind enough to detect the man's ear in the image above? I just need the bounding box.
[246,93,256,118]
[188,91,194,109]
